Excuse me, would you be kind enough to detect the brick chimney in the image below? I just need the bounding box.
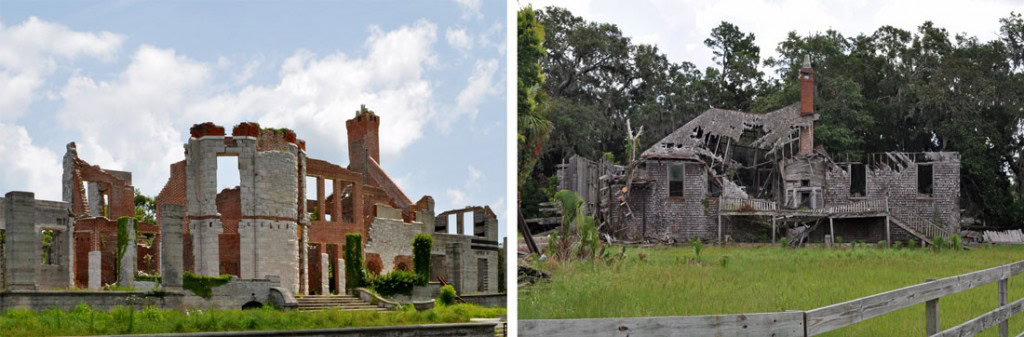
[346,104,380,175]
[798,55,815,155]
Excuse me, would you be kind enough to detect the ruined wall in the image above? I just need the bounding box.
[824,153,961,237]
[619,160,715,241]
[1,193,72,290]
[365,214,423,275]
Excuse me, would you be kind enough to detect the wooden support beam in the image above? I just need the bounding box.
[885,215,891,247]
[772,217,777,244]
[829,217,835,247]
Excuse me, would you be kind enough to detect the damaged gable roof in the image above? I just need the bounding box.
[641,103,812,160]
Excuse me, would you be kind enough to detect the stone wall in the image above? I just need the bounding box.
[365,215,424,275]
[1,192,72,290]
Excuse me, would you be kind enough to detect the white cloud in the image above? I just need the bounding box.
[445,27,473,52]
[454,0,483,20]
[187,21,439,163]
[468,165,483,184]
[456,59,499,117]
[0,17,124,121]
[56,45,208,195]
[0,123,63,200]
[446,188,469,206]
[233,57,262,85]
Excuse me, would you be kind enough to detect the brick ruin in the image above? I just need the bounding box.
[0,105,502,297]
[556,56,960,246]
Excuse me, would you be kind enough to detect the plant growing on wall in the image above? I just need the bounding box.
[115,216,134,282]
[412,234,432,285]
[344,233,366,290]
[182,272,232,298]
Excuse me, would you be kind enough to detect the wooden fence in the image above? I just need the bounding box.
[520,260,1024,337]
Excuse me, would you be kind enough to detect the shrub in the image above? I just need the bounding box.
[691,237,704,257]
[778,237,789,248]
[933,236,947,251]
[908,239,919,249]
[412,234,432,285]
[951,235,963,251]
[834,236,844,246]
[182,272,231,298]
[878,240,888,248]
[345,234,366,290]
[893,241,904,249]
[439,285,457,306]
[370,270,419,297]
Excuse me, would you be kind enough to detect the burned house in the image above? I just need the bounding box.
[0,105,501,298]
[560,57,960,245]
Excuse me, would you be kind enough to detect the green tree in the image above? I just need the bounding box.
[134,188,156,225]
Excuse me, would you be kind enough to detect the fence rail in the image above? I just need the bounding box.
[520,260,1024,337]
[720,198,778,212]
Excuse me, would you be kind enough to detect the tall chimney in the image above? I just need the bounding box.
[346,104,380,175]
[798,55,815,155]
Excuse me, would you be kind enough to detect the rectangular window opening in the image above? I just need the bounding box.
[918,164,934,195]
[340,182,354,223]
[216,156,240,194]
[324,179,334,222]
[41,229,55,265]
[447,214,457,234]
[477,258,487,292]
[669,164,685,197]
[305,176,319,221]
[463,211,474,236]
[850,163,866,197]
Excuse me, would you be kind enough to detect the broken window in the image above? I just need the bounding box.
[305,176,319,221]
[850,163,866,197]
[918,164,933,195]
[799,191,811,209]
[340,182,354,223]
[669,164,685,197]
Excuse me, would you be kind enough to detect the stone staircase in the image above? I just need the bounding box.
[295,295,387,312]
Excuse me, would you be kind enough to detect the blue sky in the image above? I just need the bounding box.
[0,0,507,238]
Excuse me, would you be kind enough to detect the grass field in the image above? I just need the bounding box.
[519,244,1024,336]
[0,303,505,337]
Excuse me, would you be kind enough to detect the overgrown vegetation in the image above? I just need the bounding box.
[518,6,1024,228]
[439,285,457,306]
[344,234,366,290]
[369,270,418,297]
[114,217,135,283]
[0,302,504,337]
[133,189,156,225]
[412,234,432,285]
[182,272,232,298]
[520,244,1024,336]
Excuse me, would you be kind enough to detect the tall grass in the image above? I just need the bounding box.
[0,303,504,337]
[519,245,1024,336]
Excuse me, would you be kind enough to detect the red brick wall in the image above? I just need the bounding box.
[365,253,383,276]
[393,255,412,272]
[307,243,323,295]
[73,232,92,288]
[219,233,240,277]
[183,233,194,273]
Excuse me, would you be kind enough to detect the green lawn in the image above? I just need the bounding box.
[0,303,505,337]
[519,244,1024,336]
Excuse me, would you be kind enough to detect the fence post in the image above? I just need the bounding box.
[999,278,1008,337]
[925,278,939,336]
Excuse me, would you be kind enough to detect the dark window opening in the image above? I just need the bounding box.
[669,164,685,197]
[340,182,355,223]
[918,164,933,195]
[800,179,809,187]
[850,164,866,197]
[800,192,811,209]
